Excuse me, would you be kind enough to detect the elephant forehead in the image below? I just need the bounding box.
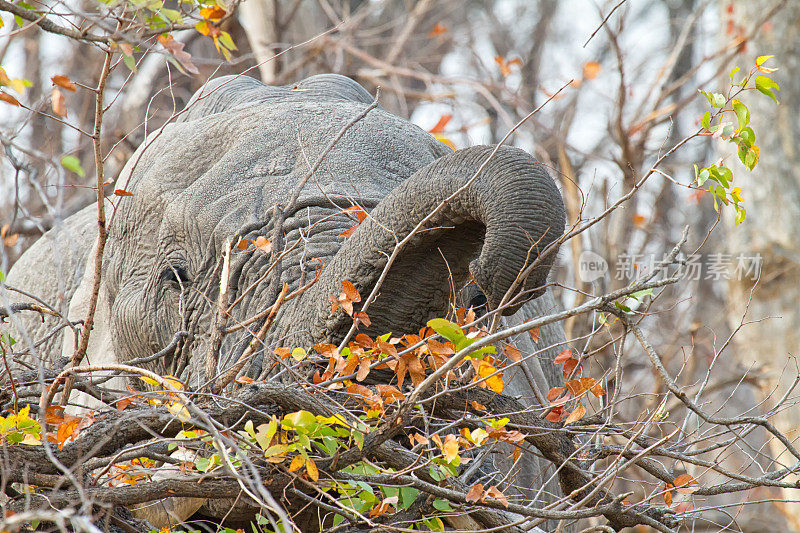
[138,100,445,238]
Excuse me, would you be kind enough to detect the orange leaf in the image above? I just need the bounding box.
[354,311,371,328]
[235,376,255,384]
[503,343,521,362]
[553,349,572,364]
[582,61,602,80]
[663,484,674,506]
[546,386,565,402]
[236,238,248,250]
[428,114,452,134]
[376,384,405,402]
[632,214,647,228]
[562,357,580,379]
[465,483,484,503]
[56,416,82,449]
[545,406,564,423]
[442,434,460,463]
[115,397,133,411]
[471,400,487,412]
[483,485,509,508]
[200,5,226,20]
[428,23,448,37]
[564,403,587,425]
[45,405,65,425]
[356,358,371,381]
[0,92,20,106]
[254,236,272,253]
[341,280,360,302]
[565,379,584,396]
[114,189,134,197]
[673,474,699,494]
[528,326,540,343]
[51,88,66,117]
[51,75,77,92]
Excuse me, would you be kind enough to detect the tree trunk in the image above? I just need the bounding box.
[725,2,800,529]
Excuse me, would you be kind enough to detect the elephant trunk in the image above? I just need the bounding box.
[287,145,565,344]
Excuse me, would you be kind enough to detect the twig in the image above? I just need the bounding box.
[57,47,114,408]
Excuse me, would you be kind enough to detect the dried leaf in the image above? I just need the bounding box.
[483,486,509,508]
[51,75,77,92]
[545,406,564,423]
[564,403,587,425]
[583,61,602,80]
[471,400,487,412]
[546,386,565,402]
[528,326,540,343]
[554,349,572,364]
[428,23,448,37]
[503,343,521,362]
[465,483,484,503]
[428,114,452,134]
[0,92,20,106]
[442,434,460,463]
[158,34,199,76]
[673,474,699,494]
[356,357,371,381]
[114,189,134,197]
[565,379,584,396]
[51,88,66,117]
[253,236,272,253]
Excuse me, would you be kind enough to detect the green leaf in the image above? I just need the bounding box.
[732,100,749,130]
[755,75,780,103]
[218,31,236,51]
[427,318,464,343]
[432,498,453,512]
[60,155,85,177]
[13,15,24,28]
[629,288,653,300]
[701,111,711,130]
[122,53,137,73]
[711,93,726,108]
[735,206,746,226]
[696,167,709,186]
[614,301,631,313]
[423,517,445,532]
[400,487,419,510]
[195,457,211,472]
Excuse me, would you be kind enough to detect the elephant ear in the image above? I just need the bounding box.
[60,237,123,413]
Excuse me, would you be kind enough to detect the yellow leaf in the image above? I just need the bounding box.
[167,402,191,422]
[305,458,319,481]
[139,376,160,387]
[288,454,305,472]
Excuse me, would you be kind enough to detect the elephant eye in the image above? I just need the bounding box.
[161,265,190,287]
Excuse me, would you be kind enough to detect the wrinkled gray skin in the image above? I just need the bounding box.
[4,74,567,527]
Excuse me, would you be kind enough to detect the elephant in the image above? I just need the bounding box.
[1,73,567,530]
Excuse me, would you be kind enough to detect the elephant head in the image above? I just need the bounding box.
[87,74,565,384]
[3,72,567,529]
